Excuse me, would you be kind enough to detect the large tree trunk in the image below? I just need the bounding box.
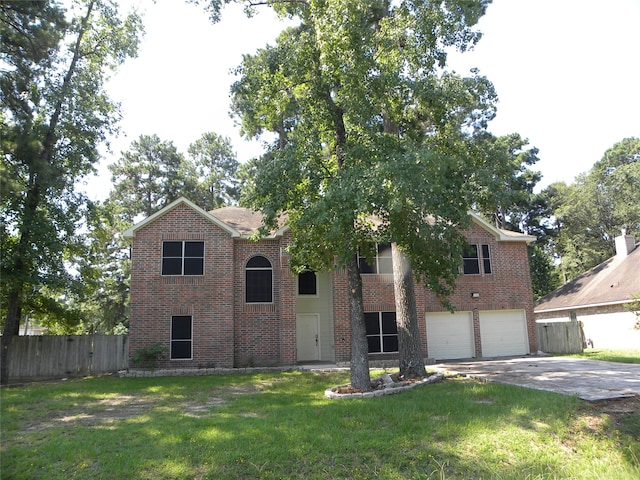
[392,243,427,379]
[346,254,372,392]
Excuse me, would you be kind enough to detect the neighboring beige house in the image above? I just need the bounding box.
[535,232,640,349]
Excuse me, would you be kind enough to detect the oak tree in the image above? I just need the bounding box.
[228,0,497,389]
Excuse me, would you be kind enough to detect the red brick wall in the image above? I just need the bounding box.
[331,222,537,361]
[129,203,235,368]
[233,239,283,367]
[129,206,536,368]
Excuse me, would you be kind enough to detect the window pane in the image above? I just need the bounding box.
[171,316,192,340]
[482,244,492,274]
[365,313,380,335]
[298,271,317,295]
[377,257,393,274]
[358,257,375,274]
[377,243,392,257]
[246,270,272,302]
[381,312,397,334]
[463,245,478,258]
[247,256,271,268]
[163,241,182,257]
[184,258,204,275]
[162,258,182,275]
[184,241,204,257]
[463,259,480,275]
[463,245,480,275]
[382,335,398,352]
[171,340,191,359]
[367,336,381,353]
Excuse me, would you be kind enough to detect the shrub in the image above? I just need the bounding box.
[130,343,167,369]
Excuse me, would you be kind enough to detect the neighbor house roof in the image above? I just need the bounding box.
[535,241,640,313]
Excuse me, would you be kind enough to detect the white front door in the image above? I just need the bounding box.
[296,314,320,361]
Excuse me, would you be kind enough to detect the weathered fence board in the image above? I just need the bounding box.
[536,322,584,354]
[8,335,129,380]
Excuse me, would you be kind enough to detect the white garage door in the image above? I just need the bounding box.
[479,310,528,357]
[426,312,475,360]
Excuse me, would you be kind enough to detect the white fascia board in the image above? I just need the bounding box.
[534,299,634,314]
[469,212,537,243]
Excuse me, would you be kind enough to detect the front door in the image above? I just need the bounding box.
[296,314,320,362]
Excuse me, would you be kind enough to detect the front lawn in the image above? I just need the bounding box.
[561,348,640,364]
[2,370,639,479]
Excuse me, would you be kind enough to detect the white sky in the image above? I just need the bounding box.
[85,0,640,200]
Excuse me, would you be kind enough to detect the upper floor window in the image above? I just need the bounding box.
[463,244,491,275]
[246,256,273,303]
[298,271,317,295]
[365,312,398,353]
[162,241,204,275]
[358,243,393,274]
[481,244,492,274]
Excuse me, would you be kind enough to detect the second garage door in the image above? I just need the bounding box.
[426,312,475,360]
[479,310,529,357]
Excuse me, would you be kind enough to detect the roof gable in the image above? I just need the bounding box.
[469,213,537,243]
[122,197,241,238]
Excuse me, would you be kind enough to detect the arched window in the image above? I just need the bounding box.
[246,256,273,303]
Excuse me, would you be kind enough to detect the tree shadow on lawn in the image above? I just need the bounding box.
[2,372,639,479]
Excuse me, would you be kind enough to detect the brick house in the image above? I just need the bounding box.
[123,197,538,369]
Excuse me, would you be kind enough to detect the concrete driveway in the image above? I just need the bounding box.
[432,356,640,401]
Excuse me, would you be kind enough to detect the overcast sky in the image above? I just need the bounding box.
[85,0,640,200]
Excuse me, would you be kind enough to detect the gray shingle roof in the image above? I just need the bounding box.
[209,206,265,236]
[535,243,640,312]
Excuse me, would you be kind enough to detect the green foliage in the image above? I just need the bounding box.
[231,0,499,289]
[108,134,191,220]
[188,132,240,209]
[627,294,640,330]
[474,133,542,230]
[528,244,562,300]
[108,132,241,221]
[129,343,168,369]
[1,0,143,383]
[543,137,640,281]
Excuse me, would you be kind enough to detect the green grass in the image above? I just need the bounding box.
[559,348,640,364]
[2,370,639,479]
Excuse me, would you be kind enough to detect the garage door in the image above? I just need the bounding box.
[479,310,528,357]
[426,312,475,360]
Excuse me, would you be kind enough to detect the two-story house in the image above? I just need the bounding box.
[123,197,537,369]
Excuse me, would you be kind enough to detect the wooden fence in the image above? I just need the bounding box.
[8,335,129,380]
[536,322,584,354]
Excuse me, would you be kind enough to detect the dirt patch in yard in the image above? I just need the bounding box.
[584,396,640,437]
[19,383,268,433]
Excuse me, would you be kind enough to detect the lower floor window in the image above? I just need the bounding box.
[365,312,398,353]
[171,315,192,360]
